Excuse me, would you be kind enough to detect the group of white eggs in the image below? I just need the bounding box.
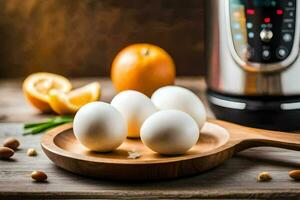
[73,86,207,155]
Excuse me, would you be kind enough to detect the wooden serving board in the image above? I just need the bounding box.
[41,119,300,180]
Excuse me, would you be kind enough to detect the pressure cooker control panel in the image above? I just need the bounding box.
[229,0,297,64]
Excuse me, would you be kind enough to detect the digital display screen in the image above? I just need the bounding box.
[231,0,287,26]
[231,0,282,8]
[229,0,296,63]
[248,0,277,7]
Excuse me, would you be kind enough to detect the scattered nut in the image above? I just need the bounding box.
[3,137,20,150]
[0,147,14,159]
[31,171,47,182]
[289,170,300,180]
[257,172,272,182]
[27,148,37,157]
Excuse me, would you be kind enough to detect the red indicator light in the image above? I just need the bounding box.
[264,17,271,23]
[276,9,283,15]
[247,9,255,15]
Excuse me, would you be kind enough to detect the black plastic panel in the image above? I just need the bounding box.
[229,0,296,64]
[207,90,300,131]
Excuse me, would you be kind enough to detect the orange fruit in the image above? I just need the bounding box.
[49,82,101,115]
[111,43,176,96]
[23,72,72,112]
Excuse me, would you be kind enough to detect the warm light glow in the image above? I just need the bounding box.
[276,9,283,15]
[247,9,255,15]
[264,17,271,23]
[234,11,241,18]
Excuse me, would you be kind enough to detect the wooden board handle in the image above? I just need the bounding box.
[237,128,300,152]
[212,120,300,152]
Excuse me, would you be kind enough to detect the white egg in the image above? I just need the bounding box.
[151,86,206,129]
[141,110,199,155]
[111,90,157,138]
[73,102,127,152]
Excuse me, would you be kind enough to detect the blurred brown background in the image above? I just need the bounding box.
[0,0,205,78]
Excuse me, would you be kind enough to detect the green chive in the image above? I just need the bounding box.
[23,116,74,136]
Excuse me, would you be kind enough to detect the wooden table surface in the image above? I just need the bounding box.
[1,77,300,199]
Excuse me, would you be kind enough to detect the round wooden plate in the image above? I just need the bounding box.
[41,119,300,180]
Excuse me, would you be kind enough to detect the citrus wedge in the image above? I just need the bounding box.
[49,82,101,115]
[23,72,72,112]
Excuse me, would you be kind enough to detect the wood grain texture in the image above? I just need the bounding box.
[0,0,205,78]
[1,78,300,199]
[41,122,230,180]
[1,123,300,199]
[41,120,300,181]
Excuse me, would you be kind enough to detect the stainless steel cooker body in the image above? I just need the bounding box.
[206,0,300,96]
[205,0,300,130]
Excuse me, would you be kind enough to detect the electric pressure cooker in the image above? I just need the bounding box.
[205,0,300,131]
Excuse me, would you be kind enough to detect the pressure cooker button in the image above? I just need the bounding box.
[287,1,294,7]
[260,29,273,42]
[276,47,289,59]
[246,22,253,29]
[283,33,292,42]
[288,11,295,17]
[248,32,255,39]
[262,50,271,60]
[282,22,294,29]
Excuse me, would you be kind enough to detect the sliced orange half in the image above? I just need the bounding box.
[49,82,101,115]
[23,72,72,112]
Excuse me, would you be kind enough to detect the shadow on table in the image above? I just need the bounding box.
[236,147,300,168]
[49,146,300,190]
[50,156,253,188]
